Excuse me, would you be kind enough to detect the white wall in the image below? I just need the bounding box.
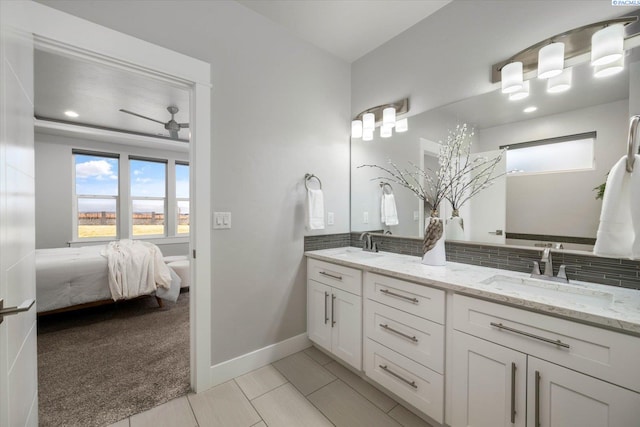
[37,0,351,365]
[35,131,190,255]
[351,1,620,119]
[477,99,628,239]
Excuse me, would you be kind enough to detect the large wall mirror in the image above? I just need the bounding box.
[351,41,640,252]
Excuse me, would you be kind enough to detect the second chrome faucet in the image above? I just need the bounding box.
[531,248,569,283]
[359,232,379,253]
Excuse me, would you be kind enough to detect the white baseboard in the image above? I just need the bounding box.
[210,333,311,387]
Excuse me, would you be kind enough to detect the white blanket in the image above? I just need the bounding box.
[101,239,172,300]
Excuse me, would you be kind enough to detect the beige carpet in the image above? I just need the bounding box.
[37,291,190,427]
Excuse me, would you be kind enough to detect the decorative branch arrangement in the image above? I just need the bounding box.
[359,123,505,217]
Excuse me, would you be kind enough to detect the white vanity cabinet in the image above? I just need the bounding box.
[363,272,446,424]
[451,294,640,427]
[307,258,362,370]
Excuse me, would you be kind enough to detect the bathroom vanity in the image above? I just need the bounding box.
[305,247,640,427]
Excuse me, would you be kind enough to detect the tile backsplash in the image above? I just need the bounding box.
[303,233,640,290]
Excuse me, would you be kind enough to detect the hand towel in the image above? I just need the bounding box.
[594,156,635,258]
[306,188,325,230]
[381,193,399,226]
[631,154,640,259]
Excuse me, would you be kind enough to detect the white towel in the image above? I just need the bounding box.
[381,193,399,226]
[594,155,640,259]
[305,188,325,230]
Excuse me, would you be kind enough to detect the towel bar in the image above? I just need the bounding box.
[380,182,393,195]
[304,173,322,190]
[627,115,640,173]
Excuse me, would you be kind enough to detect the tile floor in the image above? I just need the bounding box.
[108,346,434,427]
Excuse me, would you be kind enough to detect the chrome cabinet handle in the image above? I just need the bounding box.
[535,370,541,427]
[511,362,516,424]
[319,271,342,281]
[379,364,417,389]
[490,322,570,349]
[0,299,35,325]
[331,294,336,327]
[324,292,329,325]
[379,323,418,343]
[380,289,418,303]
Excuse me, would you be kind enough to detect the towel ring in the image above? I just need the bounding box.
[380,182,393,195]
[304,173,322,190]
[627,115,640,173]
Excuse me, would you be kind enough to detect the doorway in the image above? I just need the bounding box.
[0,3,212,426]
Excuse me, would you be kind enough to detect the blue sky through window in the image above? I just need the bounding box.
[176,164,189,199]
[130,159,166,198]
[75,154,118,197]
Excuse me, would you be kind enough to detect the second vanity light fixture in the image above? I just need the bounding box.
[495,14,638,101]
[351,98,409,140]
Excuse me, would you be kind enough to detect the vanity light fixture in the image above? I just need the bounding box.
[501,62,523,93]
[509,80,530,101]
[538,42,565,79]
[351,98,409,139]
[64,110,79,118]
[523,106,537,113]
[591,24,624,67]
[594,56,625,78]
[547,67,572,93]
[492,15,637,85]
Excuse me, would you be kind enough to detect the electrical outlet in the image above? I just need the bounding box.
[363,211,369,224]
[327,212,335,225]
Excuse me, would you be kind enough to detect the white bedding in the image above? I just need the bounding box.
[36,243,178,313]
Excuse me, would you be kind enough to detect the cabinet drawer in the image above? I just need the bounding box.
[365,272,444,324]
[453,294,640,393]
[365,338,443,423]
[365,300,444,373]
[308,258,362,296]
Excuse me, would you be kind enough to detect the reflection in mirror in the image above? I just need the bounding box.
[351,45,640,253]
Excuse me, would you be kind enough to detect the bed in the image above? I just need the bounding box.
[36,243,181,314]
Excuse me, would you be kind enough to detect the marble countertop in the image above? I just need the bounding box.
[305,247,640,336]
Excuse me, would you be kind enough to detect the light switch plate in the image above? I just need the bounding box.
[213,212,231,229]
[327,212,335,225]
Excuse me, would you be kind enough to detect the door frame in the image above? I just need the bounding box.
[7,1,213,393]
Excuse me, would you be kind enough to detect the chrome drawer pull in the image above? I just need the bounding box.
[511,362,516,424]
[319,271,342,281]
[380,289,418,303]
[324,292,329,325]
[331,294,336,327]
[535,370,541,427]
[379,323,418,343]
[379,364,418,389]
[490,322,570,349]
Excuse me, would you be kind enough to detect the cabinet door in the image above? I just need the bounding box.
[331,288,362,370]
[307,280,332,352]
[451,331,526,427]
[527,357,640,427]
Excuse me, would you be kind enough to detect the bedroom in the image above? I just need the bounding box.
[33,46,193,424]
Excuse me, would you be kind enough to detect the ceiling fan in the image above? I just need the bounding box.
[119,105,189,140]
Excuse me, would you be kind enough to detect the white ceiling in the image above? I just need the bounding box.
[236,0,452,62]
[34,49,191,141]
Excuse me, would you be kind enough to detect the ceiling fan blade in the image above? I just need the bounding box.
[169,129,179,139]
[179,123,189,128]
[119,109,166,125]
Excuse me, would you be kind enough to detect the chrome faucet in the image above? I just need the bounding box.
[359,232,379,253]
[531,248,569,283]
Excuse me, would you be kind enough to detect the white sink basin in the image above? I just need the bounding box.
[333,247,384,260]
[480,275,614,308]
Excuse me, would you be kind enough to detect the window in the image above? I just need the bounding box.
[74,152,119,239]
[176,163,190,235]
[503,132,595,175]
[130,158,167,237]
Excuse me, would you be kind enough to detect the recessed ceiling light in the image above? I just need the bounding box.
[523,106,537,113]
[64,111,79,118]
